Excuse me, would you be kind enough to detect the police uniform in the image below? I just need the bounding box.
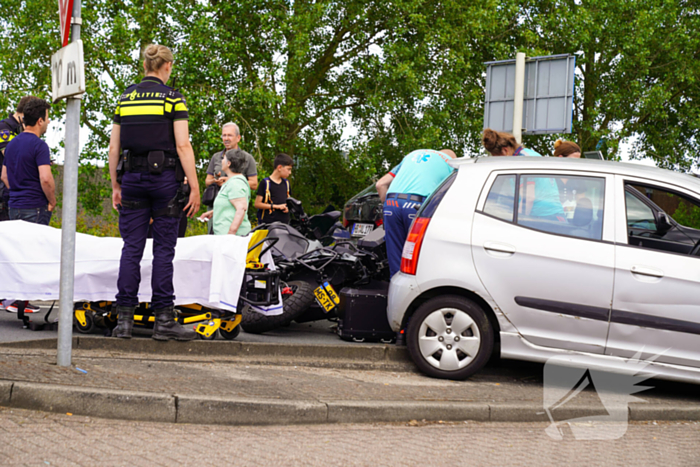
[0,114,22,221]
[112,76,194,340]
[383,149,454,277]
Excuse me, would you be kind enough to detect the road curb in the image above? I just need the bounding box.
[176,395,328,426]
[9,382,176,423]
[0,337,416,371]
[1,381,699,425]
[324,400,491,423]
[0,381,11,405]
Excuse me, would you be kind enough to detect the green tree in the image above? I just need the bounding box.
[521,0,700,168]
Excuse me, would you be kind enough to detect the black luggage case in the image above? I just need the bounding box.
[338,280,395,343]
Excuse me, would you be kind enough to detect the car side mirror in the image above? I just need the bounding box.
[655,211,673,234]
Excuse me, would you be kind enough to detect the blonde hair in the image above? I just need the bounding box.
[553,139,581,157]
[143,44,174,73]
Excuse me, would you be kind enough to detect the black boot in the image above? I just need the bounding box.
[152,306,197,341]
[113,306,135,339]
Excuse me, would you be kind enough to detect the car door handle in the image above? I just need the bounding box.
[630,265,664,278]
[483,242,516,255]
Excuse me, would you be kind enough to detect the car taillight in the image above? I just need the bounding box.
[400,217,430,275]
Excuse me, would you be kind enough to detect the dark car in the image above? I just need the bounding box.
[343,183,383,237]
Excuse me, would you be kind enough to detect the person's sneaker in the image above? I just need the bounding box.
[0,301,6,311]
[6,302,41,313]
[25,303,42,313]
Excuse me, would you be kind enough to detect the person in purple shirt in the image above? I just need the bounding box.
[1,98,56,223]
[0,98,55,314]
[0,95,37,222]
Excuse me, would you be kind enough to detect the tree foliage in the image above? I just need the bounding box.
[522,0,700,168]
[1,0,699,218]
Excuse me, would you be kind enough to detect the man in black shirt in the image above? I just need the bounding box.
[254,153,293,224]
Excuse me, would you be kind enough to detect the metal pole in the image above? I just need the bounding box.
[512,52,526,144]
[57,0,81,367]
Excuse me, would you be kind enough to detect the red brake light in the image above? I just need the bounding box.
[400,217,430,275]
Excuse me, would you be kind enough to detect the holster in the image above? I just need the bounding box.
[152,182,190,218]
[175,159,185,182]
[116,149,130,184]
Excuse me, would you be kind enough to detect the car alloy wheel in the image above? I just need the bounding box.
[407,295,493,380]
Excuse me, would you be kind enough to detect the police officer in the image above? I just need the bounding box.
[108,44,201,341]
[376,149,457,278]
[0,96,36,221]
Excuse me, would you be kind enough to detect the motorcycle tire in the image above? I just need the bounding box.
[240,280,315,334]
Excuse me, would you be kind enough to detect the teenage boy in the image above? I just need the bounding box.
[254,153,293,224]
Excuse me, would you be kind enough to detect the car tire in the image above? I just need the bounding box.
[406,295,494,380]
[241,281,315,334]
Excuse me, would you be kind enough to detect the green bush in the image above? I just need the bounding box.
[671,202,700,230]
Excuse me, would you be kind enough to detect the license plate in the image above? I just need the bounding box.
[352,223,374,237]
[314,282,340,313]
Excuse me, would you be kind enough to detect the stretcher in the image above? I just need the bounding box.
[73,230,281,339]
[0,221,281,339]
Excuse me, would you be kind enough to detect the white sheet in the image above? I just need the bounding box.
[0,220,282,315]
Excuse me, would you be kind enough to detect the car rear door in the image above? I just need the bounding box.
[607,175,700,367]
[471,170,615,353]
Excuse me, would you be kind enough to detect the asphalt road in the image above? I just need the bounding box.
[0,302,355,345]
[1,407,699,466]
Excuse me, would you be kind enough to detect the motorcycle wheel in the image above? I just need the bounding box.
[240,281,315,334]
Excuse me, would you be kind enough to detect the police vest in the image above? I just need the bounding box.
[113,76,188,157]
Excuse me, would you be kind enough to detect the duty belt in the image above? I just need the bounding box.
[128,153,178,171]
[386,193,426,202]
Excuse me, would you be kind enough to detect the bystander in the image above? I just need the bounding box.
[254,153,293,224]
[0,96,37,222]
[0,98,54,314]
[205,122,258,193]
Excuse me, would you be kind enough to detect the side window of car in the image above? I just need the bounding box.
[625,190,656,230]
[517,175,605,241]
[625,183,700,255]
[483,175,515,222]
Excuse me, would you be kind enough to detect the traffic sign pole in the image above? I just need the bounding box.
[57,0,81,368]
[512,52,526,144]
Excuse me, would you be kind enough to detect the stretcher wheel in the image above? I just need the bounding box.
[218,325,241,340]
[197,330,217,340]
[74,310,95,334]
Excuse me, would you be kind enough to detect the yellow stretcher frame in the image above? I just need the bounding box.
[73,229,274,339]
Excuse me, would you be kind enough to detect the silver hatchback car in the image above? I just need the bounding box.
[388,156,700,383]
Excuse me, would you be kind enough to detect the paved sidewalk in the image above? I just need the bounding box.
[1,337,699,426]
[2,408,699,466]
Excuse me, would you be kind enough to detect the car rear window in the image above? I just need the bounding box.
[417,172,457,219]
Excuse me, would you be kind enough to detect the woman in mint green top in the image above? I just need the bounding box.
[200,149,251,236]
